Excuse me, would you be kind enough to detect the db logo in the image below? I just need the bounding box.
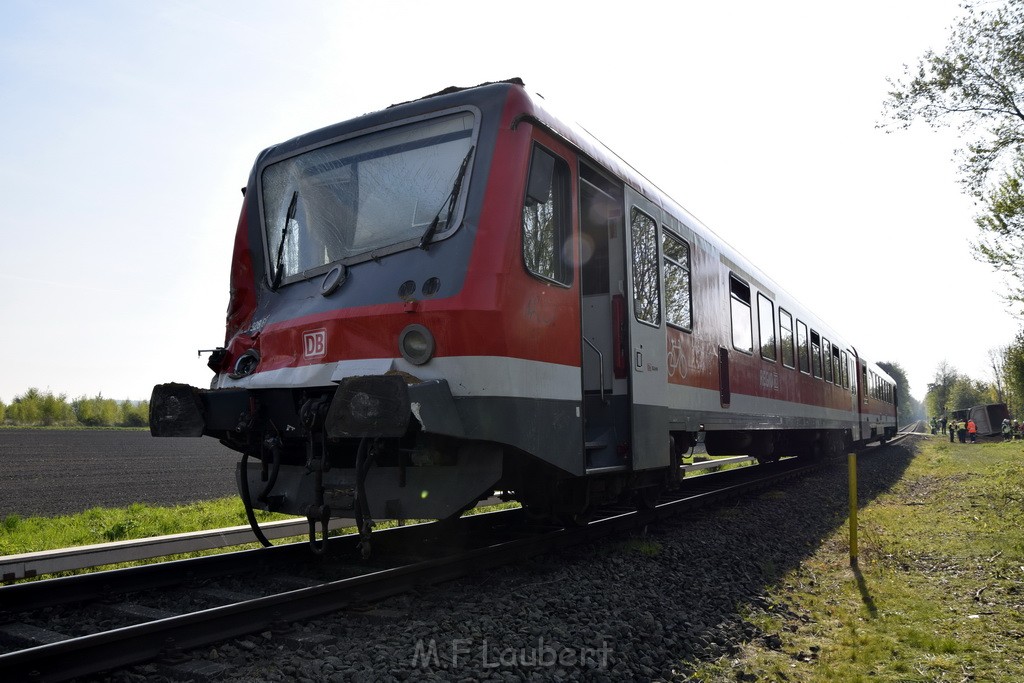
[302,329,327,359]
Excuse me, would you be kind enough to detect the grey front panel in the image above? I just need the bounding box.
[454,396,585,476]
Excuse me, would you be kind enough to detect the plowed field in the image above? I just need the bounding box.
[0,429,240,518]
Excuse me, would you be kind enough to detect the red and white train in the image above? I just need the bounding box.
[151,78,897,533]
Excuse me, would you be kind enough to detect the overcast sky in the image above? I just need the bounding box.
[1,0,1018,404]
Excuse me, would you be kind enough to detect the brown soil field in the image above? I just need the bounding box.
[0,429,241,518]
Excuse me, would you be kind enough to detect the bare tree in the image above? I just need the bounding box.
[989,345,1008,402]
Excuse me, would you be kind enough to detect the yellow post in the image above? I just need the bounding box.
[848,451,858,568]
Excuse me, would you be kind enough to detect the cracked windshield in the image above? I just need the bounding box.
[262,111,475,282]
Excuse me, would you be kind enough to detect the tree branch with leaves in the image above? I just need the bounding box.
[883,0,1024,310]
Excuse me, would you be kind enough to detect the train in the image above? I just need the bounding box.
[150,78,897,546]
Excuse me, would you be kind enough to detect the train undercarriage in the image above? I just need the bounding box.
[152,376,891,553]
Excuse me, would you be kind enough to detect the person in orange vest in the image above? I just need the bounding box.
[967,418,978,443]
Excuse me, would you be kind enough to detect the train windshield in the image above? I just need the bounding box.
[261,111,475,283]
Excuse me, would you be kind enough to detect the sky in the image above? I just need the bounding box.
[0,0,1019,405]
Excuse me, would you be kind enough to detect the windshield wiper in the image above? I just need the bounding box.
[420,145,474,250]
[271,190,299,290]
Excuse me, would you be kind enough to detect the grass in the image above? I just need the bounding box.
[0,498,293,556]
[689,437,1024,682]
[0,497,524,562]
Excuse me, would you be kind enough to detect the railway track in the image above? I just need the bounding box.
[0,440,906,682]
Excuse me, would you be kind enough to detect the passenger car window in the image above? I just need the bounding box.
[779,308,795,369]
[630,208,661,326]
[522,144,571,285]
[810,330,822,379]
[730,275,752,353]
[823,338,833,382]
[797,320,810,374]
[663,231,692,330]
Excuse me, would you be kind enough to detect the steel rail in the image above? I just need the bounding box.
[0,517,355,582]
[1,497,506,583]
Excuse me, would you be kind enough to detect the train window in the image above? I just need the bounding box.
[579,174,617,296]
[663,231,692,331]
[797,320,810,374]
[630,208,662,326]
[822,338,833,382]
[729,275,753,353]
[810,330,822,379]
[832,345,842,386]
[841,350,849,388]
[522,144,572,286]
[779,309,795,369]
[757,294,776,361]
[261,111,476,282]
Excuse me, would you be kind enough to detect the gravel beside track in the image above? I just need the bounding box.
[99,438,918,682]
[0,429,240,518]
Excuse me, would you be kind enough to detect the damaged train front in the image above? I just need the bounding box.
[150,101,503,554]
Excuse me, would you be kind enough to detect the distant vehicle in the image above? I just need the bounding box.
[150,78,898,536]
[951,404,1009,436]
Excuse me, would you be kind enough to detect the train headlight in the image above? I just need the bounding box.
[399,324,435,366]
[230,349,260,379]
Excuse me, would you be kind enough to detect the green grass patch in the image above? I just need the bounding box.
[689,437,1024,682]
[0,498,293,556]
[0,498,524,559]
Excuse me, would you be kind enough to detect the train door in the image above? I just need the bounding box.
[579,165,628,472]
[623,188,668,470]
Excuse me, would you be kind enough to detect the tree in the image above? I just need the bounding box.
[948,374,990,411]
[8,388,43,425]
[73,395,120,427]
[975,163,1024,309]
[882,0,1024,308]
[1005,330,1024,415]
[925,360,959,417]
[988,344,1009,402]
[2,389,150,427]
[120,400,149,428]
[39,391,74,426]
[6,388,74,426]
